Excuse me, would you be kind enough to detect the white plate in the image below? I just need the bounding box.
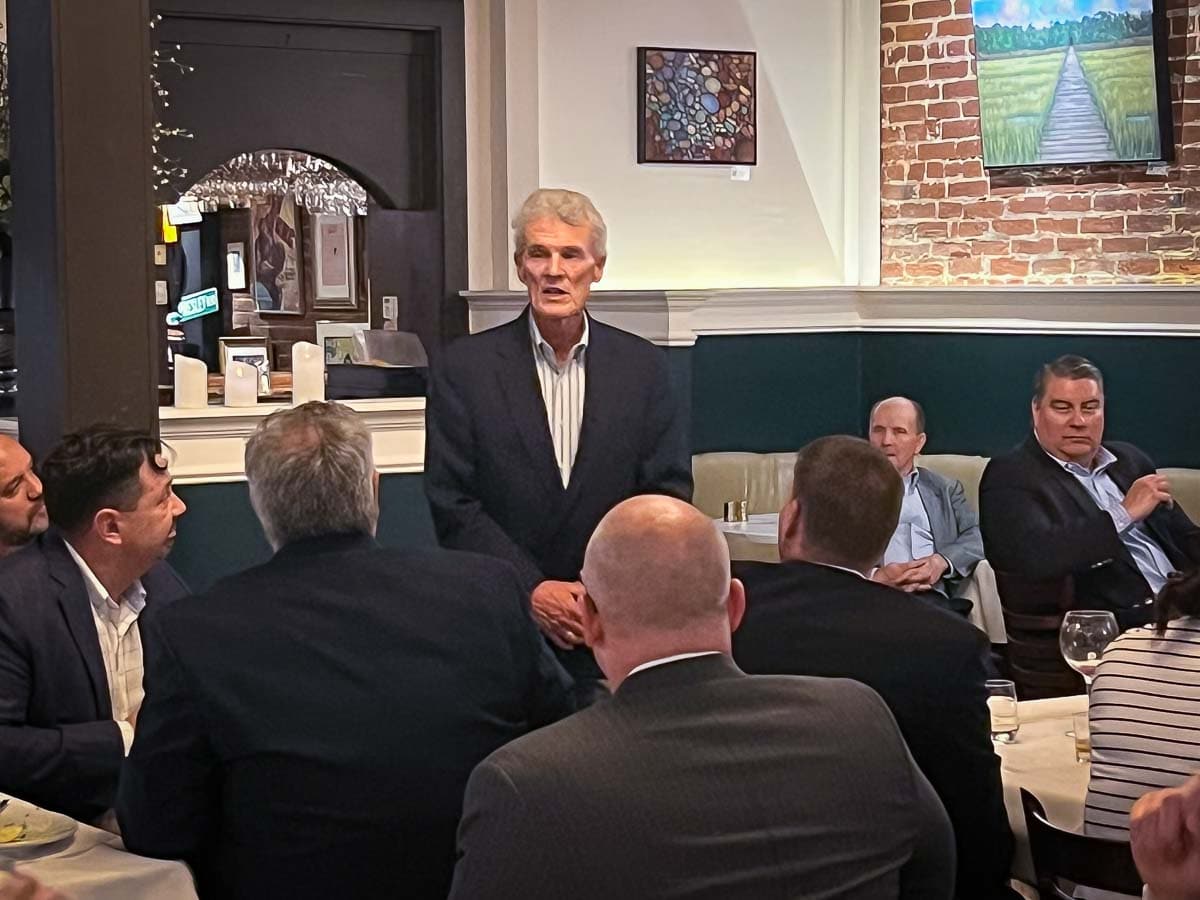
[0,798,77,849]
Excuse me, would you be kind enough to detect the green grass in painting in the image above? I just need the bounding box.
[1077,44,1160,161]
[977,51,1065,167]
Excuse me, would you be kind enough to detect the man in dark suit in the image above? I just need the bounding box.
[119,402,574,900]
[425,188,692,698]
[980,355,1200,628]
[449,494,954,900]
[869,396,985,614]
[732,436,1019,900]
[0,426,189,822]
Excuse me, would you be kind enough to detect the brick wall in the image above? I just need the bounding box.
[881,0,1200,284]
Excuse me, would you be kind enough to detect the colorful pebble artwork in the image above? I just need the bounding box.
[638,47,757,164]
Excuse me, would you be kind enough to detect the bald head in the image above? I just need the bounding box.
[582,495,732,636]
[868,396,927,477]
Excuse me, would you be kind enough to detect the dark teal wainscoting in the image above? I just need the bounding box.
[691,332,1200,468]
[169,473,436,592]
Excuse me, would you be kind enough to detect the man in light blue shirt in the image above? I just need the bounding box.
[869,397,985,614]
[980,355,1200,627]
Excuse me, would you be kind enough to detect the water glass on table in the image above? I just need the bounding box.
[986,679,1020,743]
[1072,712,1091,763]
[1059,610,1120,688]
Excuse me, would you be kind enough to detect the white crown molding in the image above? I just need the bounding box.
[153,397,427,485]
[464,286,1200,345]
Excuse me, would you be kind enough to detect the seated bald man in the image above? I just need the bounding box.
[868,396,984,616]
[449,495,954,900]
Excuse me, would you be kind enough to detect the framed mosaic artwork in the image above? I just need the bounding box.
[637,47,757,165]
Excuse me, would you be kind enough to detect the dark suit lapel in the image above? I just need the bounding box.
[45,535,110,717]
[563,319,618,501]
[1023,435,1108,520]
[496,310,566,496]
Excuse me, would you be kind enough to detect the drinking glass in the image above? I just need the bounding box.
[1073,713,1091,763]
[1059,610,1119,688]
[986,679,1020,743]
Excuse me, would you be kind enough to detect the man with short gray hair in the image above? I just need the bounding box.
[119,401,574,899]
[425,188,692,703]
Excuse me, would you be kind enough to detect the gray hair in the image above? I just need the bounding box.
[244,401,378,551]
[869,396,926,433]
[1033,355,1104,404]
[512,188,608,260]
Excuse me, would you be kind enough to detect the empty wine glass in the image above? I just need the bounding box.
[1060,610,1120,689]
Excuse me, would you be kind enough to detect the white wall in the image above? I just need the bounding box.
[465,0,880,291]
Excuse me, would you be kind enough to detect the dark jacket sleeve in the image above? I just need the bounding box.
[0,598,123,821]
[635,352,693,502]
[497,563,575,727]
[923,637,1019,900]
[449,758,545,899]
[979,456,1126,580]
[117,615,220,859]
[424,353,547,590]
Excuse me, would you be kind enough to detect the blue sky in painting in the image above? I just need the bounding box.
[972,0,1152,28]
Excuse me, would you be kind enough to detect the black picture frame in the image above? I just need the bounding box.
[637,46,757,166]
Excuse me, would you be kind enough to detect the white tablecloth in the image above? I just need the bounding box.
[996,694,1090,886]
[715,514,1008,643]
[0,795,197,900]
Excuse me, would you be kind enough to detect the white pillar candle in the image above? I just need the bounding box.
[291,341,325,405]
[224,361,258,408]
[173,355,208,409]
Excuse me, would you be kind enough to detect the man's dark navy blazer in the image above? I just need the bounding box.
[0,530,187,821]
[424,307,693,677]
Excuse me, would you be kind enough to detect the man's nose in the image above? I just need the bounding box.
[27,474,43,498]
[547,254,564,276]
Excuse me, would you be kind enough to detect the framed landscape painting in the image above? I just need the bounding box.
[637,47,756,164]
[971,0,1173,168]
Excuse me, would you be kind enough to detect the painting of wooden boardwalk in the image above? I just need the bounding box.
[971,0,1165,167]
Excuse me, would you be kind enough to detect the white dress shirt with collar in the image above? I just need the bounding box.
[883,469,938,567]
[63,542,147,755]
[1042,444,1174,595]
[626,651,722,679]
[530,312,589,489]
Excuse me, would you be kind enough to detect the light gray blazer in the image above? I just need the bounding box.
[916,466,986,594]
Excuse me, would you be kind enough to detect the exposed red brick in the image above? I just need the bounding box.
[899,201,939,218]
[1033,259,1074,275]
[1037,218,1081,235]
[1093,194,1142,212]
[916,141,960,161]
[915,221,950,238]
[1150,235,1196,251]
[889,104,927,124]
[1101,237,1149,253]
[896,22,935,43]
[896,65,929,83]
[990,258,1031,277]
[927,101,960,118]
[881,5,910,24]
[962,200,1006,218]
[919,182,948,199]
[1080,217,1126,234]
[953,221,990,238]
[949,257,984,275]
[1057,238,1099,253]
[940,119,979,139]
[929,61,969,81]
[948,179,989,198]
[942,79,978,99]
[1076,259,1118,275]
[1163,259,1200,276]
[907,83,940,101]
[905,261,947,277]
[1047,195,1091,213]
[993,219,1036,236]
[1127,215,1173,232]
[1116,258,1162,276]
[935,18,975,37]
[1013,238,1056,254]
[1007,197,1048,214]
[912,0,952,18]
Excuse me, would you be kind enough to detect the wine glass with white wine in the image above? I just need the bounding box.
[1059,610,1120,689]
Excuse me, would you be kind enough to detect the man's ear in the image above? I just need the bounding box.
[580,592,604,649]
[591,257,606,285]
[93,509,123,547]
[915,432,928,456]
[727,578,746,633]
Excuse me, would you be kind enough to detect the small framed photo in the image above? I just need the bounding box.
[218,336,271,396]
[315,321,369,366]
[313,214,358,310]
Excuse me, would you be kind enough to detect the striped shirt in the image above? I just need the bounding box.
[530,313,588,488]
[64,541,148,755]
[1084,616,1200,840]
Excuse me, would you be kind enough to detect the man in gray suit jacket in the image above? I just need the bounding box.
[449,495,954,900]
[869,397,984,613]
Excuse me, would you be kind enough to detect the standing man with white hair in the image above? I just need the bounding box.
[119,402,574,900]
[425,188,693,703]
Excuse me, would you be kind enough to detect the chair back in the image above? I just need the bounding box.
[995,572,1084,699]
[1020,789,1143,898]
